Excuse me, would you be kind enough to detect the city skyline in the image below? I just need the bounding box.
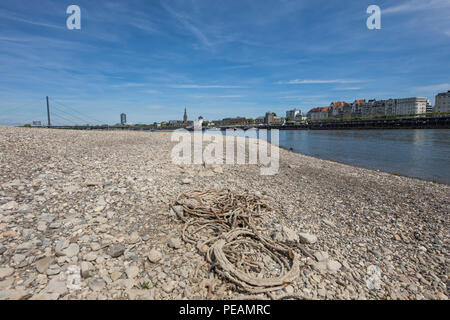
[1,0,449,125]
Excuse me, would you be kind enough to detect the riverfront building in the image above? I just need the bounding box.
[120,113,127,125]
[395,97,427,115]
[307,96,429,120]
[264,112,275,124]
[307,107,330,120]
[434,91,450,113]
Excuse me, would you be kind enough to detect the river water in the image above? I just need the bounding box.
[215,129,450,184]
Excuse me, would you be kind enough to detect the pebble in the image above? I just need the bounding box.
[88,278,106,291]
[35,257,54,274]
[64,243,79,257]
[181,178,193,184]
[126,266,140,279]
[168,238,183,249]
[298,232,318,244]
[80,261,91,278]
[148,249,163,263]
[0,267,15,278]
[109,244,125,258]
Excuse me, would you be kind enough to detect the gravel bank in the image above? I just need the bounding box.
[0,127,448,300]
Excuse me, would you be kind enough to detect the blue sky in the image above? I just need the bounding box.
[0,0,449,125]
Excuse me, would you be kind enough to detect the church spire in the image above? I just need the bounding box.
[183,107,188,123]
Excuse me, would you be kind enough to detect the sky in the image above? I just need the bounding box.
[0,0,449,125]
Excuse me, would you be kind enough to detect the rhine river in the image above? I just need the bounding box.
[217,129,450,184]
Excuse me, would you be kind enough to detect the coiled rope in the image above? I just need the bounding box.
[171,189,302,296]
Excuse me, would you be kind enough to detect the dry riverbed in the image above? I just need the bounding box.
[0,127,448,300]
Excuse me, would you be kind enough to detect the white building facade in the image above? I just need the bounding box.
[394,97,427,115]
[434,91,450,113]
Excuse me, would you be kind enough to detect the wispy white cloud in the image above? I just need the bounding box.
[191,94,243,99]
[111,83,148,88]
[414,83,449,92]
[0,11,64,29]
[161,2,211,47]
[277,79,364,85]
[383,0,450,14]
[333,87,361,91]
[169,84,246,89]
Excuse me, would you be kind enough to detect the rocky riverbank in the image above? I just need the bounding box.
[0,127,448,300]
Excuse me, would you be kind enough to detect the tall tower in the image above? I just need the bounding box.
[183,108,188,123]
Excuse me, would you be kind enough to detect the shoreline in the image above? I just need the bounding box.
[0,127,448,300]
[278,144,448,186]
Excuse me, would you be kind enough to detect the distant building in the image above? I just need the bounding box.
[183,108,188,123]
[286,109,300,120]
[426,100,433,113]
[120,113,127,125]
[434,91,450,113]
[264,112,275,124]
[351,99,365,117]
[394,97,427,115]
[221,117,248,125]
[194,116,204,130]
[307,107,329,120]
[32,121,42,127]
[254,116,265,124]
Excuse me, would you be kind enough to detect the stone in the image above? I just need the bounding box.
[84,252,97,261]
[46,265,61,276]
[312,261,328,272]
[80,261,91,278]
[94,205,105,212]
[15,242,33,253]
[30,292,60,300]
[0,289,29,300]
[168,238,182,249]
[162,281,176,293]
[55,239,70,256]
[126,266,140,279]
[109,244,125,258]
[213,166,223,174]
[284,285,295,295]
[1,201,18,211]
[85,180,102,187]
[66,265,81,290]
[45,278,68,296]
[128,232,141,244]
[35,256,54,273]
[0,277,14,290]
[366,265,382,290]
[181,178,192,184]
[12,253,26,265]
[281,226,299,242]
[64,243,79,257]
[110,271,122,281]
[314,251,329,262]
[90,243,101,251]
[88,278,106,291]
[0,247,7,255]
[327,260,342,272]
[37,222,47,232]
[148,249,163,263]
[298,232,318,244]
[0,267,14,278]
